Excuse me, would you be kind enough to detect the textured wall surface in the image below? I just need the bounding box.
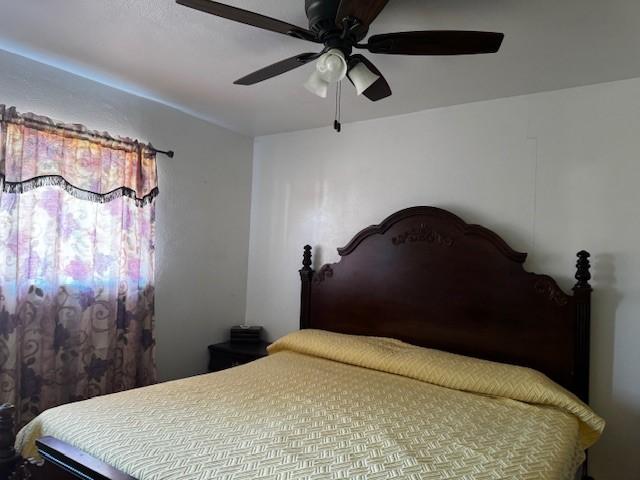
[247,77,640,479]
[0,48,254,381]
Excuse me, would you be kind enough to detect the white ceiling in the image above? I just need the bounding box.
[0,0,639,137]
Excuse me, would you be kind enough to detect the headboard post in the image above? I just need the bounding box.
[573,250,592,403]
[299,245,314,329]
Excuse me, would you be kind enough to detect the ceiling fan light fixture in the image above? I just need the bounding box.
[348,61,380,96]
[177,0,505,109]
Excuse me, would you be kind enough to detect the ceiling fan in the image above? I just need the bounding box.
[176,0,504,103]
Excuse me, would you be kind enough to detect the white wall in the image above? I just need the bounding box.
[247,77,640,479]
[0,48,254,382]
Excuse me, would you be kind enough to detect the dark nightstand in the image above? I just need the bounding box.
[208,341,270,372]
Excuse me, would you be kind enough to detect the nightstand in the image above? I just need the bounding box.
[208,341,270,372]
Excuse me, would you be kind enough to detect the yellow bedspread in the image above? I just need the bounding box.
[17,330,604,480]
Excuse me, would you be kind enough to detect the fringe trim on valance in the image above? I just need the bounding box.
[0,174,158,207]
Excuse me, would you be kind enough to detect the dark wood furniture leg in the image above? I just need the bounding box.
[0,403,45,479]
[0,404,20,478]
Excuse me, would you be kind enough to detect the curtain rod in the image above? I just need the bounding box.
[156,149,175,158]
[1,107,175,158]
[147,145,175,158]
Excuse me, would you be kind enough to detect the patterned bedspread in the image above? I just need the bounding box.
[17,330,604,480]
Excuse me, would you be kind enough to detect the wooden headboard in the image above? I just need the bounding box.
[299,206,592,402]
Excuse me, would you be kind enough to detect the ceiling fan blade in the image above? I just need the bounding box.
[176,0,319,42]
[364,31,504,55]
[335,0,389,28]
[348,54,391,101]
[234,53,321,86]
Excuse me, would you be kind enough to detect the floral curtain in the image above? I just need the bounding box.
[0,106,158,428]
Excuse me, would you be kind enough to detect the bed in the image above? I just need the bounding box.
[0,206,603,480]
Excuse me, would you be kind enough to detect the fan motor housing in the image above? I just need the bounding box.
[305,0,354,41]
[305,0,339,32]
[305,0,368,46]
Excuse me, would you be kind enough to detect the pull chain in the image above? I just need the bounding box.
[334,81,342,133]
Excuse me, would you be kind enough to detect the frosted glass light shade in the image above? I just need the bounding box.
[317,49,348,83]
[304,70,329,98]
[348,62,380,96]
[304,49,347,98]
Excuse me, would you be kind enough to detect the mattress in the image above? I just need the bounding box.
[17,329,604,480]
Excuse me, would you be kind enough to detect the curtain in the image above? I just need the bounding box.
[0,106,158,428]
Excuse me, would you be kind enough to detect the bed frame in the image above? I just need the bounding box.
[1,206,594,480]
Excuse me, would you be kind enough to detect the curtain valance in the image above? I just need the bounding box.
[0,105,158,206]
